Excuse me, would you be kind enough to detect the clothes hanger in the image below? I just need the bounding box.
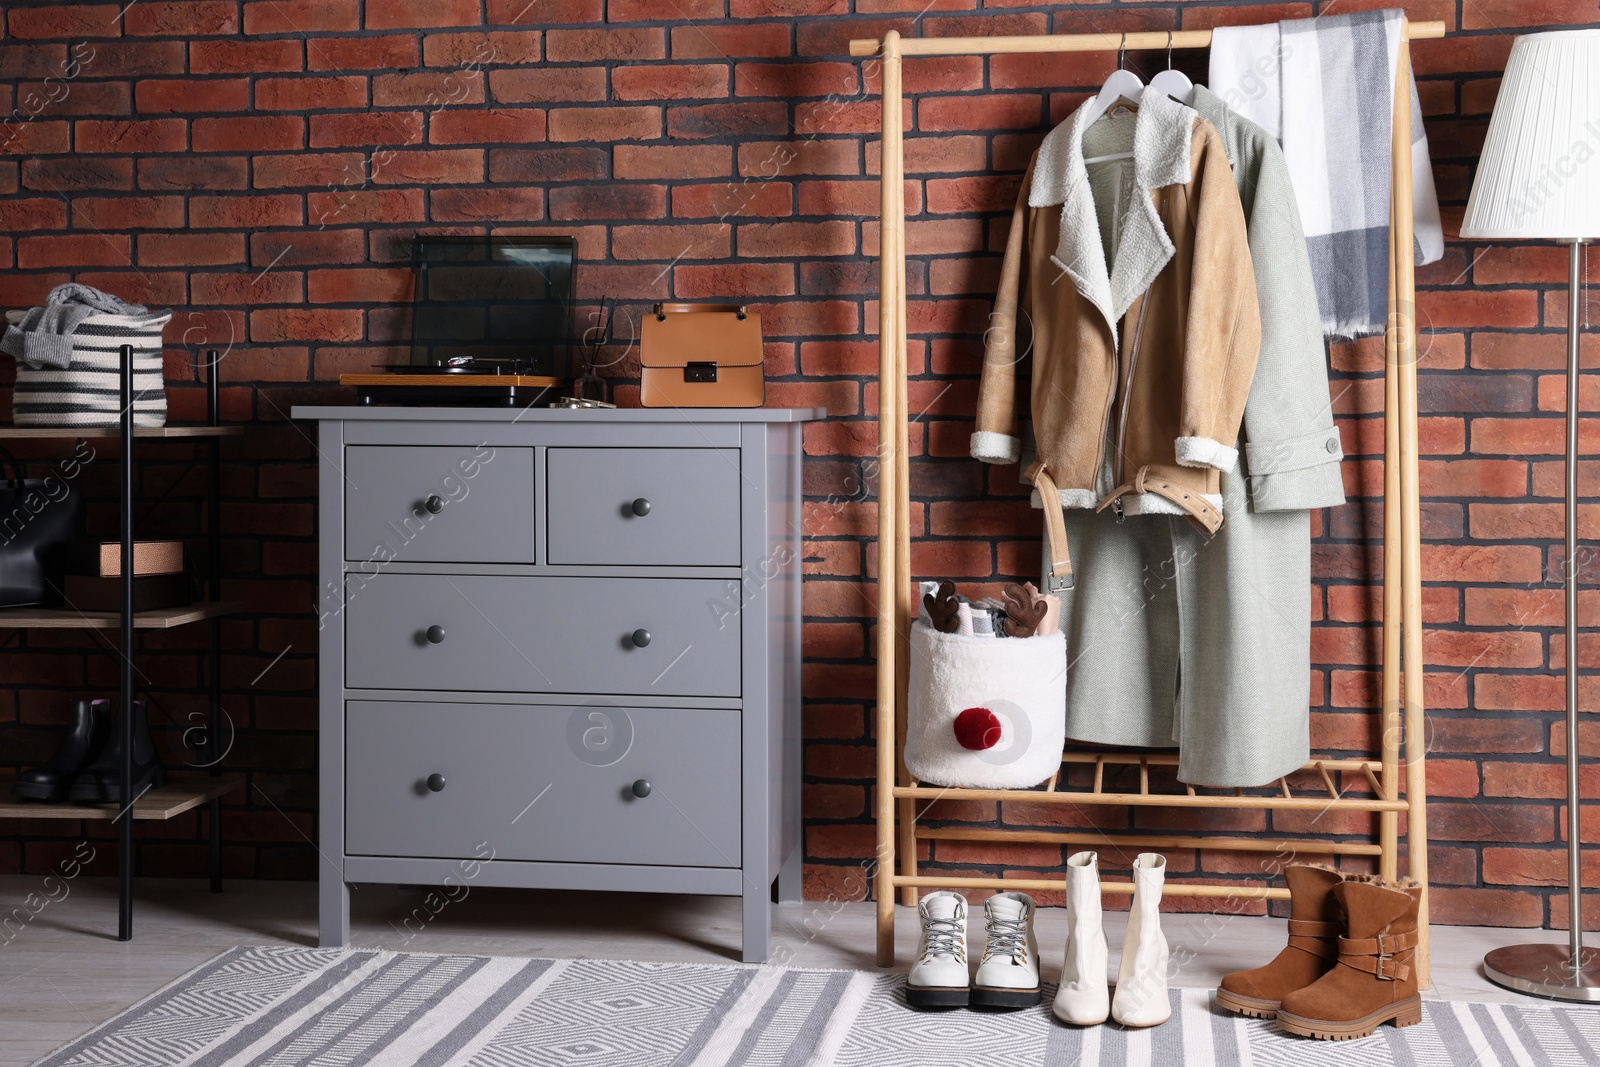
[1147,32,1195,105]
[1083,36,1144,165]
[1084,34,1145,127]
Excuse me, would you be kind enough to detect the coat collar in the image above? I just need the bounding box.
[1189,85,1240,167]
[1028,90,1199,346]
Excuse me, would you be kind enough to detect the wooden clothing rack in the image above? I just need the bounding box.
[850,19,1446,984]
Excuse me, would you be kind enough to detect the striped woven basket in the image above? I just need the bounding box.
[12,309,170,427]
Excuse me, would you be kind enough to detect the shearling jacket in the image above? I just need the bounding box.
[971,90,1261,585]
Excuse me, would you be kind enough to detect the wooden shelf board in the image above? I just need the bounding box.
[0,425,241,439]
[891,784,1409,812]
[0,601,243,630]
[340,373,561,387]
[0,774,242,820]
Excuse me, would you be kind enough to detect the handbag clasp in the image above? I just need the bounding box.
[684,361,718,383]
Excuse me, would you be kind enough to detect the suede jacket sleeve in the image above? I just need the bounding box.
[1234,124,1347,512]
[970,161,1032,466]
[1176,128,1261,474]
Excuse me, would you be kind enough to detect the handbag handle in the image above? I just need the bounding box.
[653,302,747,321]
[0,444,24,489]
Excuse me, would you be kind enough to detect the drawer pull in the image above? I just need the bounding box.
[426,625,446,644]
[423,495,444,514]
[630,628,652,648]
[630,497,652,517]
[426,773,447,792]
[631,779,652,798]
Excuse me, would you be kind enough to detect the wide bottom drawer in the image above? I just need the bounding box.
[344,700,741,869]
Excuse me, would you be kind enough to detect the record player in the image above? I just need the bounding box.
[342,235,574,406]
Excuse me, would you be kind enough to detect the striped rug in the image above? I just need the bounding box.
[33,946,1600,1066]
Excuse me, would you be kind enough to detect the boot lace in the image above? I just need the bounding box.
[919,905,966,963]
[982,913,1029,966]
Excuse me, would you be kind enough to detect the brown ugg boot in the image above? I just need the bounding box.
[1276,877,1424,1040]
[1215,863,1343,1018]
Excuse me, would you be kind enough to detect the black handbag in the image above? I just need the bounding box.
[0,445,85,607]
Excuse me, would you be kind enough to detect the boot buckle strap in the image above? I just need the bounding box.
[1338,950,1410,982]
[1339,930,1418,956]
[1287,919,1341,937]
[1373,954,1409,982]
[1287,935,1338,961]
[1336,932,1414,982]
[1374,936,1396,981]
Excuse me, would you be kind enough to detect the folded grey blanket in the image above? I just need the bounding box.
[1,283,146,369]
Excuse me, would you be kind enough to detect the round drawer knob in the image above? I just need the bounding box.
[426,625,446,644]
[631,779,652,798]
[424,495,444,514]
[630,628,652,648]
[426,773,446,793]
[631,497,652,517]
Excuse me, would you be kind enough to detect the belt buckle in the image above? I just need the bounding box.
[1374,934,1395,980]
[1045,574,1074,593]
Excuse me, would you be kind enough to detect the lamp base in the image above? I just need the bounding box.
[1484,943,1600,1002]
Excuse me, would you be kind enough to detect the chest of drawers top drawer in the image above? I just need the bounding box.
[344,444,533,565]
[546,447,741,567]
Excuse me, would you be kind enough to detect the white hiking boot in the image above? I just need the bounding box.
[906,891,970,1009]
[972,891,1041,1008]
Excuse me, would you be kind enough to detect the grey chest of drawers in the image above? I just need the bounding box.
[293,406,820,962]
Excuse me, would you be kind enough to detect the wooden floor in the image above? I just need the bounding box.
[0,876,1553,1065]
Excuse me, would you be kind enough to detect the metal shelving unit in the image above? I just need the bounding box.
[0,347,241,940]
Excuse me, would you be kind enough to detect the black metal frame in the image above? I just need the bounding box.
[113,344,226,941]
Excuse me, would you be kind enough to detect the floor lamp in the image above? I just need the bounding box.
[1462,29,1600,1001]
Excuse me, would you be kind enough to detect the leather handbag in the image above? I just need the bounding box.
[0,445,86,607]
[639,303,764,408]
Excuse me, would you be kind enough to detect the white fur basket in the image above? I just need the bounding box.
[904,620,1067,789]
[13,309,170,427]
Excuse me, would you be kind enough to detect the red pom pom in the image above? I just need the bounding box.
[954,707,1003,751]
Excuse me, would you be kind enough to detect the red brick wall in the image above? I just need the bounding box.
[0,1,1593,930]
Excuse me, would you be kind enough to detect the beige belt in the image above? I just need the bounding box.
[1096,464,1224,534]
[1025,461,1073,593]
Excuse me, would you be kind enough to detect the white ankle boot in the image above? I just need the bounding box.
[1111,853,1171,1027]
[1052,851,1110,1025]
[972,891,1040,1008]
[906,891,970,1009]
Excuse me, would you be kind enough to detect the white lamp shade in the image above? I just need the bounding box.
[1461,29,1600,241]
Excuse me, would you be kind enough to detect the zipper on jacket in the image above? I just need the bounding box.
[1114,289,1153,487]
[1092,354,1117,498]
[1088,169,1125,493]
[1113,188,1166,493]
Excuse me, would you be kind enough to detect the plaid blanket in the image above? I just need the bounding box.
[1209,10,1444,340]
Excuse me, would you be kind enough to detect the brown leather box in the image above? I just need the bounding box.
[639,303,764,408]
[61,539,184,577]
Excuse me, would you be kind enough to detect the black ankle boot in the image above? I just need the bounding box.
[13,699,112,802]
[68,699,167,803]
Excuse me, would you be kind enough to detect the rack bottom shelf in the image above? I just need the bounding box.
[890,874,1290,899]
[0,775,242,820]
